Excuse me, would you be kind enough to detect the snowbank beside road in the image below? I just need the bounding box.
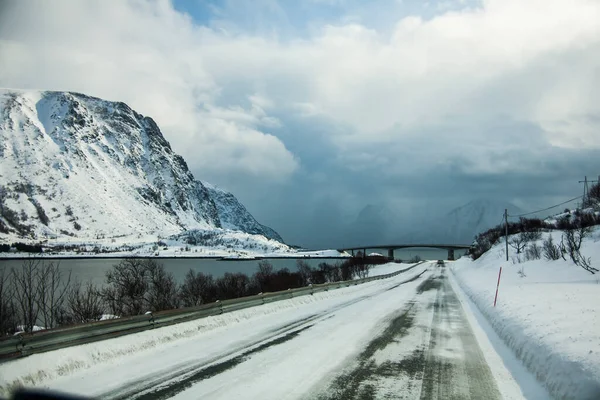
[368,261,414,277]
[452,229,600,400]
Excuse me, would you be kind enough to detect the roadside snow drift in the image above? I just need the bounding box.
[452,228,600,400]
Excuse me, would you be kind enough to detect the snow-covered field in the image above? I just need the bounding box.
[452,227,600,399]
[0,234,351,259]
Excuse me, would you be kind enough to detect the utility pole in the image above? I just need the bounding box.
[504,209,509,262]
[579,176,599,208]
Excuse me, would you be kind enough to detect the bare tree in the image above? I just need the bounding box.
[67,280,105,323]
[37,262,71,329]
[11,259,43,332]
[216,273,251,299]
[254,261,274,292]
[179,270,216,307]
[146,261,179,311]
[296,260,313,286]
[0,266,17,335]
[102,259,149,316]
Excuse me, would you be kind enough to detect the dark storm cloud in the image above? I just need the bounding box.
[2,0,599,248]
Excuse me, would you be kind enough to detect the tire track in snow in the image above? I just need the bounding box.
[313,268,502,399]
[420,269,501,400]
[103,264,432,400]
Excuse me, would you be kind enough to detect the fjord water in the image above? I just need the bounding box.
[0,248,453,286]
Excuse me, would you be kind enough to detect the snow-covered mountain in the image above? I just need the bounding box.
[0,89,282,244]
[434,199,523,244]
[203,182,283,242]
[345,198,522,246]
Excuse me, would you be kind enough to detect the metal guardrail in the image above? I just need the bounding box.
[0,262,426,361]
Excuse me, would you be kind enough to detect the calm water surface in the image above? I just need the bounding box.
[0,248,458,286]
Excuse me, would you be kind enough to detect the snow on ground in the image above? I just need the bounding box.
[0,236,352,259]
[367,261,409,276]
[451,227,600,399]
[0,262,426,397]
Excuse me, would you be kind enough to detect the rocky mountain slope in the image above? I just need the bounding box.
[204,182,283,242]
[0,89,282,244]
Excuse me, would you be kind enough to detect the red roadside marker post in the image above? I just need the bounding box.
[493,266,503,307]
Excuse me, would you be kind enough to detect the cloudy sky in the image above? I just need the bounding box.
[1,0,599,247]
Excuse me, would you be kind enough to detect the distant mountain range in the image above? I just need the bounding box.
[349,198,522,246]
[0,89,283,244]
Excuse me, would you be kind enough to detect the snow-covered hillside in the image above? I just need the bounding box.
[204,182,283,242]
[452,227,600,399]
[0,89,282,247]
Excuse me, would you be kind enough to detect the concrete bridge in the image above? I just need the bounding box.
[339,244,471,261]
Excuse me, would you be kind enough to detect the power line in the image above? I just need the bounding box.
[579,176,599,208]
[508,195,582,218]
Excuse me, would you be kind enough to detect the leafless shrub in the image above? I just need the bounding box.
[179,270,216,307]
[542,235,561,261]
[0,266,17,335]
[509,234,528,254]
[67,280,105,323]
[356,263,370,279]
[521,230,542,242]
[254,261,274,292]
[216,272,252,299]
[37,261,71,329]
[319,263,341,283]
[563,226,598,274]
[525,243,541,261]
[296,260,313,286]
[586,182,600,209]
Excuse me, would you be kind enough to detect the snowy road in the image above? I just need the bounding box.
[7,262,528,399]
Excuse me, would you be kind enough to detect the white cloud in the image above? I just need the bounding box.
[0,0,298,183]
[1,0,599,235]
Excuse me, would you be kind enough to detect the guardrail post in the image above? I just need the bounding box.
[146,311,155,328]
[17,334,25,356]
[216,300,223,314]
[260,293,265,305]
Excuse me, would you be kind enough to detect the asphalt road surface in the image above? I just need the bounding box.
[310,269,502,399]
[39,263,508,399]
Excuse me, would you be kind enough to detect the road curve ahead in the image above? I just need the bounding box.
[39,264,508,399]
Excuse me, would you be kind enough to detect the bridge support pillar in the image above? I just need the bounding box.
[387,248,394,261]
[363,249,366,258]
[448,249,455,261]
[351,249,355,257]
